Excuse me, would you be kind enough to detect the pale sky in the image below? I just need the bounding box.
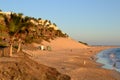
[0,0,120,45]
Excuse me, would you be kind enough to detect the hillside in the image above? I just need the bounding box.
[0,10,70,56]
[41,38,88,50]
[0,10,87,56]
[0,10,88,80]
[0,52,70,80]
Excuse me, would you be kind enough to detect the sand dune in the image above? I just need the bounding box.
[41,38,88,50]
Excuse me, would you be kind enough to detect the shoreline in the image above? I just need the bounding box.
[96,47,120,73]
[23,46,120,80]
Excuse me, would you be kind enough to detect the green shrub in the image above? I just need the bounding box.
[78,41,88,45]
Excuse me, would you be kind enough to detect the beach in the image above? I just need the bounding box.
[23,38,120,80]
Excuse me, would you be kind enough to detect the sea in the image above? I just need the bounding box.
[96,48,120,72]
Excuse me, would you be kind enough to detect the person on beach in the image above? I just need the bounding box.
[113,62,116,70]
[83,60,86,65]
[109,53,117,70]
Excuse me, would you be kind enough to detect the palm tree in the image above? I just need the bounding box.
[3,13,28,56]
[16,17,34,53]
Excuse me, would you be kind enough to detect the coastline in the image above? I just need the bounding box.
[96,47,120,72]
[23,45,120,80]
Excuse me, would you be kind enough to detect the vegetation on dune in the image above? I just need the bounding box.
[0,10,68,57]
[78,41,88,45]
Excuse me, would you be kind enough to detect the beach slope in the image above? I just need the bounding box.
[24,38,120,80]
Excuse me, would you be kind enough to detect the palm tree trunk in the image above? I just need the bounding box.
[9,37,14,57]
[17,39,22,53]
[9,43,13,57]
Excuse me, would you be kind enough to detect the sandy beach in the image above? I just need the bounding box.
[23,38,120,80]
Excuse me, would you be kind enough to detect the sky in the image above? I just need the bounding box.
[0,0,120,45]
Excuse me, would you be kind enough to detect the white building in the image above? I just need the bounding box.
[0,12,11,15]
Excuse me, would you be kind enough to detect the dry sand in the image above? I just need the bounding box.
[33,37,88,50]
[23,38,120,80]
[0,53,70,80]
